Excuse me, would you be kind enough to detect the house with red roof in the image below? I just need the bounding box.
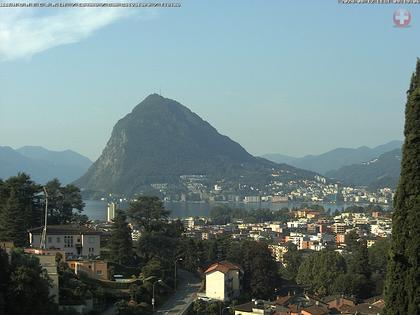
[204,261,243,301]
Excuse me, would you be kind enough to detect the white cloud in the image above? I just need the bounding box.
[0,5,138,61]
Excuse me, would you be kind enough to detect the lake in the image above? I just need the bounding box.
[83,200,363,221]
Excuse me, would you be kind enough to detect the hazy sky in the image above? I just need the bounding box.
[1,0,419,161]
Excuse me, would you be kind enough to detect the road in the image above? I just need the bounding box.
[155,270,202,315]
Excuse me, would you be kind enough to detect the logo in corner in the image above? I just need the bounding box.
[393,9,411,28]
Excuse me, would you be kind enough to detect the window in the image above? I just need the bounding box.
[97,270,102,275]
[56,237,60,243]
[48,237,52,243]
[64,235,74,248]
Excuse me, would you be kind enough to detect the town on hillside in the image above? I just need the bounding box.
[0,174,391,314]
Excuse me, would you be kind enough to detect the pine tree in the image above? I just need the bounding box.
[384,58,420,314]
[0,189,26,247]
[109,210,133,266]
[0,174,42,247]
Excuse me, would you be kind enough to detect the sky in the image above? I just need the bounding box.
[0,0,419,161]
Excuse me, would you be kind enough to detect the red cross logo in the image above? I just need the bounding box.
[393,9,411,28]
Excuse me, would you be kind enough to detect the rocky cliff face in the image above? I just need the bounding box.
[75,94,265,194]
[75,94,320,195]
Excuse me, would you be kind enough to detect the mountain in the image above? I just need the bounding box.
[260,153,297,165]
[325,148,402,190]
[75,94,320,195]
[262,140,403,174]
[0,146,92,184]
[17,146,92,170]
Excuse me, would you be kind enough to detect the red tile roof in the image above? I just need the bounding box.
[276,295,293,306]
[204,261,243,274]
[301,305,330,315]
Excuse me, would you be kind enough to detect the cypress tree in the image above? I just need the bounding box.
[109,210,133,266]
[384,58,420,314]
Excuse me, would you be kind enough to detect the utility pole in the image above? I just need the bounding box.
[40,187,48,249]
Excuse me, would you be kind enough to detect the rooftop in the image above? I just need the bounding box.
[28,225,102,235]
[301,305,330,315]
[235,300,274,312]
[204,260,243,274]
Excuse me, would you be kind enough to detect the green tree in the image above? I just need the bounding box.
[141,257,164,280]
[0,173,42,246]
[227,240,280,300]
[115,300,145,315]
[127,196,170,232]
[2,249,55,315]
[109,210,133,265]
[0,248,10,314]
[296,250,346,297]
[176,238,203,272]
[369,238,390,273]
[189,300,220,315]
[281,242,302,281]
[345,231,370,278]
[385,59,420,315]
[137,232,178,264]
[44,179,85,225]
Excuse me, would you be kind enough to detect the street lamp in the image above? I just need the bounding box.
[152,279,163,311]
[174,257,183,291]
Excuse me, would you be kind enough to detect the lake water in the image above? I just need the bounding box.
[83,200,362,221]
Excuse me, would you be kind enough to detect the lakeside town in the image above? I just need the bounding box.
[97,173,395,206]
[1,181,392,315]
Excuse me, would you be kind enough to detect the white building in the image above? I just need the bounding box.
[107,202,117,222]
[28,225,101,258]
[204,261,243,301]
[244,196,261,203]
[268,243,288,263]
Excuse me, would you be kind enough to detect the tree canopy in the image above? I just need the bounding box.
[0,249,55,315]
[0,174,42,246]
[109,210,134,265]
[127,196,170,232]
[384,58,420,314]
[0,174,85,247]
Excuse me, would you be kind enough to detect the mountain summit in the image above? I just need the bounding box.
[0,146,92,184]
[75,94,317,195]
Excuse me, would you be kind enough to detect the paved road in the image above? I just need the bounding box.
[155,270,202,315]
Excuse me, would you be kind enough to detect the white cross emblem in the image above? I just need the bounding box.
[393,9,411,28]
[396,11,409,25]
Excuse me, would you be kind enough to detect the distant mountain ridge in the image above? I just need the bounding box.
[262,140,403,174]
[326,148,402,190]
[75,94,321,195]
[0,146,92,184]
